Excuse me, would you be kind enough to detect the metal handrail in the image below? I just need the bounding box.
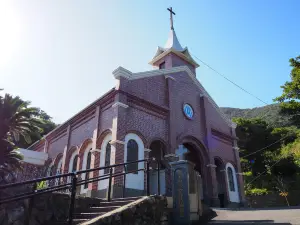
[0,158,162,225]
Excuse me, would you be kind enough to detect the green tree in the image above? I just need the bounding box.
[0,92,56,182]
[275,55,300,127]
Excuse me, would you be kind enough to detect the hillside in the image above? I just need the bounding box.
[220,104,291,127]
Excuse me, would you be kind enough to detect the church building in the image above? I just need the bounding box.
[28,8,245,207]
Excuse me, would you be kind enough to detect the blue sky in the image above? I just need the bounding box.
[1,1,299,123]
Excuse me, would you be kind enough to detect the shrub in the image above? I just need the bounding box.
[245,188,268,196]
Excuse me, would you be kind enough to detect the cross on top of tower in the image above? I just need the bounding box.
[167,7,176,30]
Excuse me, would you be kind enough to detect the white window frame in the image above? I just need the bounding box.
[98,134,112,190]
[80,143,93,194]
[68,151,79,182]
[225,162,240,203]
[124,133,145,190]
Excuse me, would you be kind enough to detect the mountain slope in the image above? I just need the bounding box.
[220,104,291,127]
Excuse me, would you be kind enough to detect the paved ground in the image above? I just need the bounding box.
[207,208,300,225]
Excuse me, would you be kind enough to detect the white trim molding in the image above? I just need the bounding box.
[112,102,129,108]
[109,140,125,145]
[233,147,240,151]
[112,66,133,79]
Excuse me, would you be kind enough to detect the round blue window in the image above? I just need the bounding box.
[183,104,194,119]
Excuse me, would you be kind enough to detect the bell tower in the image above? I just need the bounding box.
[149,7,199,74]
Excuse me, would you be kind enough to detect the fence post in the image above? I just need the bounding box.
[68,173,77,225]
[146,160,150,196]
[108,167,113,202]
[24,182,37,225]
[157,160,160,195]
[123,165,126,198]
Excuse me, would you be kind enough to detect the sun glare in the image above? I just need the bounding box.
[0,2,21,68]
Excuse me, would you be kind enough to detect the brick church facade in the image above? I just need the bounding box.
[28,19,245,207]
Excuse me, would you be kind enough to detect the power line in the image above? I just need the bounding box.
[242,135,291,158]
[246,158,282,186]
[191,54,269,105]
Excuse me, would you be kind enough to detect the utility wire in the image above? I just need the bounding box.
[191,54,269,105]
[246,158,282,187]
[190,53,293,185]
[242,135,291,158]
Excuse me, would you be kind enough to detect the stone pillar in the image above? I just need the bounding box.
[206,163,220,207]
[110,93,128,198]
[170,160,191,225]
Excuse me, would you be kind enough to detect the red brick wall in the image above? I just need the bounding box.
[69,116,96,147]
[125,75,167,107]
[47,134,68,159]
[167,71,207,151]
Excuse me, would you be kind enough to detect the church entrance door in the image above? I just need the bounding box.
[183,143,204,200]
[215,158,227,207]
[149,140,166,195]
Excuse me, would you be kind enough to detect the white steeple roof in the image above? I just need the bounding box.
[149,7,199,68]
[164,29,185,51]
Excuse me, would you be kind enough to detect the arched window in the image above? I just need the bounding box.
[227,167,235,192]
[55,159,63,185]
[104,143,111,174]
[84,151,92,189]
[72,155,78,172]
[127,139,138,174]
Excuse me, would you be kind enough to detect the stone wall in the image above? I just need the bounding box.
[247,191,300,208]
[0,192,100,225]
[83,195,168,225]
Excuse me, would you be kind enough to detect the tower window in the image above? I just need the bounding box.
[159,61,165,69]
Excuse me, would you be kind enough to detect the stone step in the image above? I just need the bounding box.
[87,206,120,212]
[74,212,106,219]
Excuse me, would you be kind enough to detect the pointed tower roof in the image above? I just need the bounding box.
[149,7,199,68]
[164,29,184,51]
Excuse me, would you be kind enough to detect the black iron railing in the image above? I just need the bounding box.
[0,158,162,225]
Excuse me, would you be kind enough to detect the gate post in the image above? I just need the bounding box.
[170,160,203,224]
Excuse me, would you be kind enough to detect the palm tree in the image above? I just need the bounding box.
[0,94,43,143]
[0,92,44,182]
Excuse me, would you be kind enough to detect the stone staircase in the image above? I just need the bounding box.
[55,196,142,224]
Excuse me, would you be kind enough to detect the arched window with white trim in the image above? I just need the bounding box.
[80,142,93,194]
[55,158,63,185]
[226,163,239,203]
[98,134,112,191]
[124,133,145,190]
[84,151,92,189]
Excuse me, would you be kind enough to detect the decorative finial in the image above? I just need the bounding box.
[167,7,176,30]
